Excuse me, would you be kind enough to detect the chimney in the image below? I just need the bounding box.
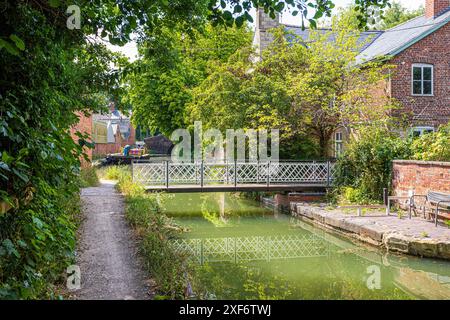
[425,0,450,18]
[253,8,281,59]
[255,8,280,32]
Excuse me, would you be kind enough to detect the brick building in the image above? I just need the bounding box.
[253,0,450,156]
[70,112,93,168]
[91,102,136,156]
[71,102,136,165]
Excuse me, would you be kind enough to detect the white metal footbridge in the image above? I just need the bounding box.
[132,160,336,193]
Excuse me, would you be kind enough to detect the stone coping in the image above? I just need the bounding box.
[393,160,450,166]
[291,202,450,260]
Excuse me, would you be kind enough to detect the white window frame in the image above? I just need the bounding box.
[411,126,435,137]
[334,132,343,157]
[411,63,434,96]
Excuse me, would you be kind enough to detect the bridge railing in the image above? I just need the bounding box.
[132,161,335,187]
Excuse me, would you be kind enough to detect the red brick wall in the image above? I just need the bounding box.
[274,193,325,208]
[92,125,136,156]
[425,0,449,18]
[389,23,450,128]
[70,112,93,167]
[392,160,450,197]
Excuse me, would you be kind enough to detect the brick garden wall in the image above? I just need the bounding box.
[273,193,326,211]
[392,160,450,197]
[389,23,450,128]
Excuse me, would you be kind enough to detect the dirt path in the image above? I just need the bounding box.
[74,180,150,300]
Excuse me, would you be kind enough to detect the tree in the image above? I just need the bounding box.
[285,17,395,156]
[376,1,424,30]
[124,23,253,136]
[206,0,392,30]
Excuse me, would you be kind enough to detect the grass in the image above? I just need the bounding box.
[106,165,194,299]
[97,165,131,181]
[79,166,99,188]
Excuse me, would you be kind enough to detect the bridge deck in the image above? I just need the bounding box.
[144,183,328,193]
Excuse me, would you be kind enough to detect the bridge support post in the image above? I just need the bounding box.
[257,160,260,183]
[200,161,204,188]
[327,161,331,187]
[267,161,271,188]
[234,161,237,187]
[226,160,229,184]
[165,161,169,189]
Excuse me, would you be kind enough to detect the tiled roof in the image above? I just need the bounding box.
[282,9,450,64]
[285,25,383,53]
[357,10,450,63]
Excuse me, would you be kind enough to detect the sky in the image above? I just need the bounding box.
[107,0,424,62]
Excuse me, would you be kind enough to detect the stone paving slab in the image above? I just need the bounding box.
[291,203,450,260]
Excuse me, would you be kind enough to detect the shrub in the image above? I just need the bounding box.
[79,167,99,188]
[0,182,80,299]
[334,125,411,203]
[97,165,132,181]
[411,123,450,161]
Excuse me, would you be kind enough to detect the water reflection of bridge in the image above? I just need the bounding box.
[170,234,329,264]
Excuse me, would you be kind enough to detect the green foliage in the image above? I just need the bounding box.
[334,125,411,203]
[0,183,81,299]
[79,167,99,188]
[411,123,450,162]
[0,2,110,298]
[207,0,390,30]
[334,122,450,204]
[375,1,424,30]
[334,186,377,205]
[100,165,131,181]
[125,23,252,136]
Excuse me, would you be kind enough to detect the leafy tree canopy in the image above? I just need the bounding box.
[375,0,424,29]
[124,23,253,135]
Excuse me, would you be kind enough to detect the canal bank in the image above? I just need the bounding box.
[290,202,450,260]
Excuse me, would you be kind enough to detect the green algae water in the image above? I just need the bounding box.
[162,193,450,300]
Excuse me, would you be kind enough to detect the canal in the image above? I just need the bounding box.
[162,193,450,300]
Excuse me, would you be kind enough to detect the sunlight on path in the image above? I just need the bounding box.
[74,181,150,300]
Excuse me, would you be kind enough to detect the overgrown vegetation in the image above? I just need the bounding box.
[0,1,121,298]
[79,167,99,188]
[333,122,450,204]
[411,123,450,162]
[0,181,82,299]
